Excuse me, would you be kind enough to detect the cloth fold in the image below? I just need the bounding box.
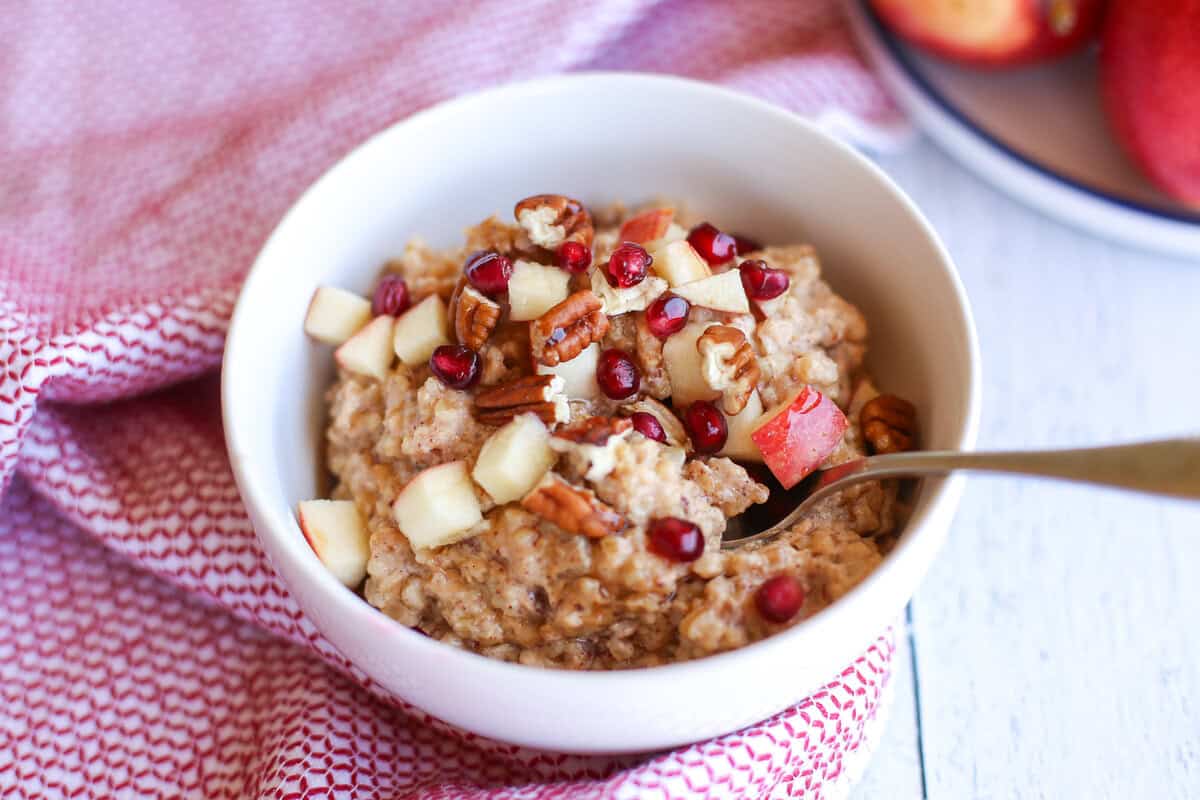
[0,2,906,797]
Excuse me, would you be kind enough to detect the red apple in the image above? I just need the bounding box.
[870,0,1105,67]
[1100,0,1200,207]
[618,208,674,244]
[750,386,848,489]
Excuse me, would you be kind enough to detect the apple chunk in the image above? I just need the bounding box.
[392,461,483,549]
[537,342,601,400]
[618,208,674,244]
[297,499,371,586]
[750,385,848,488]
[334,314,396,380]
[392,294,450,366]
[649,240,711,287]
[472,414,557,504]
[870,0,1104,67]
[718,390,765,462]
[508,260,571,321]
[672,270,750,314]
[662,322,721,406]
[304,286,372,345]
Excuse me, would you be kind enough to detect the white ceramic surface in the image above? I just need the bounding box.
[221,73,981,754]
[846,1,1200,261]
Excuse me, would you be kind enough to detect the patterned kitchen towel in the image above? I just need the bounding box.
[0,2,907,797]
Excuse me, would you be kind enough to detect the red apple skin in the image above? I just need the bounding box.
[870,0,1105,68]
[750,386,849,490]
[618,208,674,244]
[1101,0,1200,207]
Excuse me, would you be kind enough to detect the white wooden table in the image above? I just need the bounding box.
[853,139,1200,799]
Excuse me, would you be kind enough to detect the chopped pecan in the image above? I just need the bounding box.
[621,398,688,448]
[452,284,501,350]
[590,268,668,316]
[530,290,609,366]
[554,416,633,446]
[697,325,760,415]
[521,473,627,538]
[860,394,918,454]
[474,374,569,426]
[634,314,672,399]
[514,194,594,250]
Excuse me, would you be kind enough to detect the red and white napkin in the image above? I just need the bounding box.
[0,2,907,797]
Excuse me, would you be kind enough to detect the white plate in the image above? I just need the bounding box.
[846,0,1200,260]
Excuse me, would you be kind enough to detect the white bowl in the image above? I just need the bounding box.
[222,73,981,754]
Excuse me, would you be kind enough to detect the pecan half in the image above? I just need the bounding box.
[514,194,594,250]
[530,290,609,367]
[521,473,627,538]
[860,394,918,454]
[554,416,632,446]
[475,374,569,426]
[452,284,501,350]
[697,325,760,415]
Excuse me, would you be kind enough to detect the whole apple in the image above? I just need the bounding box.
[870,0,1106,67]
[1101,0,1200,207]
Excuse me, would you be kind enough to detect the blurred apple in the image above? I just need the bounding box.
[870,0,1105,67]
[1100,0,1200,207]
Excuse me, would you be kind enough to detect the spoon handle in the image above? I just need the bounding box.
[726,437,1200,550]
[846,436,1200,499]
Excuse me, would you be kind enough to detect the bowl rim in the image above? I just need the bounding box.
[222,71,982,688]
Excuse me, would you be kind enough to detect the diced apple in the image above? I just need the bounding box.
[718,390,765,462]
[649,240,711,287]
[644,222,688,252]
[392,294,450,366]
[619,208,675,244]
[662,322,721,406]
[750,386,849,489]
[392,461,483,549]
[537,342,601,400]
[472,414,557,504]
[672,271,751,314]
[590,268,667,316]
[297,499,371,586]
[304,286,372,345]
[508,260,571,321]
[334,315,396,380]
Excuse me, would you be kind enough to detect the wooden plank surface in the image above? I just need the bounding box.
[854,612,925,798]
[852,139,1200,799]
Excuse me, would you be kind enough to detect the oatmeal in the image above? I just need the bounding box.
[298,196,916,669]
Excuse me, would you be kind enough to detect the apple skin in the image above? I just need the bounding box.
[1100,0,1200,207]
[870,0,1105,67]
[750,386,848,489]
[618,208,674,244]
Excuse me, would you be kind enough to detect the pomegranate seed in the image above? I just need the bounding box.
[647,517,704,562]
[556,241,592,274]
[605,242,652,288]
[755,575,805,623]
[429,344,481,390]
[739,259,790,301]
[372,274,411,317]
[644,293,690,338]
[464,250,514,296]
[684,400,727,453]
[733,233,762,256]
[687,222,737,266]
[630,411,667,443]
[596,348,641,400]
